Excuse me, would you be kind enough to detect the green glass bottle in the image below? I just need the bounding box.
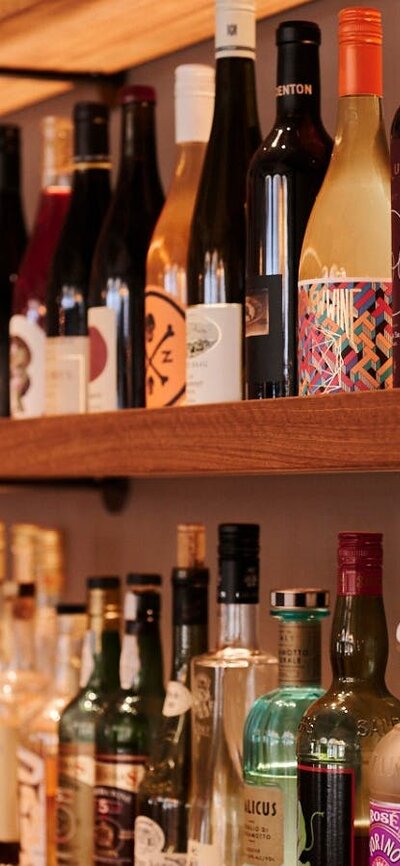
[242,588,329,866]
[94,574,164,866]
[135,524,209,865]
[56,576,121,866]
[297,533,400,866]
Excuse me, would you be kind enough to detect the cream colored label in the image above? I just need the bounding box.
[10,316,45,419]
[186,303,242,403]
[88,306,117,412]
[279,622,320,685]
[59,752,95,786]
[119,633,140,690]
[0,725,19,840]
[243,785,283,866]
[162,681,193,717]
[187,840,220,866]
[95,758,145,793]
[45,335,88,415]
[18,747,46,866]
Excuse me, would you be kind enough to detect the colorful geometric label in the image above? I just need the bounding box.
[298,279,393,395]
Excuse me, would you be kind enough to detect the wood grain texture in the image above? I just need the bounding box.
[0,390,398,479]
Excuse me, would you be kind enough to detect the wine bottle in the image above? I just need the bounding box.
[45,102,111,415]
[186,0,261,405]
[0,125,27,417]
[145,65,214,408]
[298,7,392,395]
[10,116,72,419]
[88,86,164,411]
[391,104,400,384]
[245,21,332,399]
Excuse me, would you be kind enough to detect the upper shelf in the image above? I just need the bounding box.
[0,391,399,480]
[0,0,308,115]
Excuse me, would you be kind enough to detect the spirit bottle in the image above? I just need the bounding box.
[35,527,65,681]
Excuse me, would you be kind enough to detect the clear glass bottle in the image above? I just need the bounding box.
[298,7,392,395]
[297,533,400,866]
[188,524,278,866]
[135,525,209,865]
[242,588,329,866]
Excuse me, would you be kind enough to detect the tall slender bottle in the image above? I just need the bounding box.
[298,8,392,395]
[135,525,209,865]
[297,533,400,866]
[245,21,332,399]
[188,524,278,866]
[88,86,164,411]
[94,574,164,866]
[0,124,27,417]
[243,588,329,866]
[145,66,214,408]
[10,117,72,419]
[46,102,111,415]
[35,527,65,681]
[186,0,261,405]
[56,576,121,866]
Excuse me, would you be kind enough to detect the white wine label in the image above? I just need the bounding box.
[80,630,95,688]
[216,3,255,59]
[162,681,193,717]
[243,785,283,866]
[0,725,19,840]
[10,315,45,418]
[119,633,140,690]
[88,306,118,412]
[187,839,220,866]
[18,746,46,866]
[45,335,89,414]
[186,303,242,403]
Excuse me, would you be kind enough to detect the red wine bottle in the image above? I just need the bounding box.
[10,117,72,419]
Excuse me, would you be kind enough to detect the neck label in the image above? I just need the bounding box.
[216,6,255,59]
[162,680,193,717]
[276,83,313,97]
[279,621,321,686]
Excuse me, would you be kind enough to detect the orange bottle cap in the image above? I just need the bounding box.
[338,7,383,97]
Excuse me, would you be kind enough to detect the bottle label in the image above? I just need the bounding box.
[186,303,242,403]
[10,316,45,418]
[0,725,19,841]
[135,816,187,866]
[162,680,193,717]
[45,335,89,414]
[370,800,400,865]
[216,4,255,59]
[298,279,393,394]
[145,285,186,408]
[243,784,283,866]
[245,274,284,386]
[187,839,220,866]
[88,307,117,412]
[56,742,95,866]
[279,622,321,686]
[94,755,146,866]
[391,138,400,386]
[297,764,355,866]
[18,747,46,866]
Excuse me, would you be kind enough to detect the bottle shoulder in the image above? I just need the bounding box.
[192,646,278,670]
[249,119,332,176]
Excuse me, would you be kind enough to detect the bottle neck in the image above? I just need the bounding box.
[90,629,121,692]
[0,150,21,193]
[212,57,259,131]
[119,101,159,169]
[87,588,121,692]
[275,42,321,120]
[9,589,36,672]
[171,623,207,680]
[278,617,322,687]
[170,141,207,192]
[120,617,164,693]
[330,594,388,686]
[331,95,387,165]
[54,620,85,696]
[216,603,259,649]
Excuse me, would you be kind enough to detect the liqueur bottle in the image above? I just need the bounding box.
[56,576,121,866]
[135,525,209,865]
[10,116,72,419]
[94,574,164,866]
[242,588,329,866]
[18,604,86,866]
[245,21,332,399]
[369,668,400,866]
[145,65,214,408]
[89,86,164,411]
[46,102,111,415]
[297,533,400,866]
[298,7,392,395]
[186,0,261,405]
[188,524,278,866]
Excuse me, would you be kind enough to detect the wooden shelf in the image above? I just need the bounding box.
[0,391,399,480]
[0,0,308,115]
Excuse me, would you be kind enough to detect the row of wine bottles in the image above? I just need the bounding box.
[3,1,398,418]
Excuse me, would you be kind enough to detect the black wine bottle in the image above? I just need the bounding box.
[245,21,332,399]
[186,0,261,405]
[45,102,111,415]
[88,86,164,411]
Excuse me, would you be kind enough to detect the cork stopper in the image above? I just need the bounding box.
[177,524,205,569]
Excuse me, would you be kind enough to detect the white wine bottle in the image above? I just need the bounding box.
[298,7,392,396]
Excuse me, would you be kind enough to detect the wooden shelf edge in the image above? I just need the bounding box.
[1,390,399,480]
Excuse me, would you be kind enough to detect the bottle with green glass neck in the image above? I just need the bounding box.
[135,524,209,866]
[56,576,121,866]
[94,574,164,866]
[242,588,329,866]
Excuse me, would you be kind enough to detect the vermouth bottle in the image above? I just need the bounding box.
[188,524,278,866]
[297,533,400,866]
[242,588,329,866]
[135,525,209,865]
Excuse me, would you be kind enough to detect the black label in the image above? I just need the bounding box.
[217,560,259,604]
[245,275,284,389]
[298,764,355,866]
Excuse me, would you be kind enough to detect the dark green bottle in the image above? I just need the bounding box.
[56,576,121,866]
[94,574,164,866]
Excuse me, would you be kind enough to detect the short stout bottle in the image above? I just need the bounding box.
[145,66,214,408]
[186,0,261,405]
[89,87,164,411]
[46,103,111,415]
[297,533,400,866]
[298,8,392,395]
[245,22,332,399]
[135,525,209,865]
[10,117,72,419]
